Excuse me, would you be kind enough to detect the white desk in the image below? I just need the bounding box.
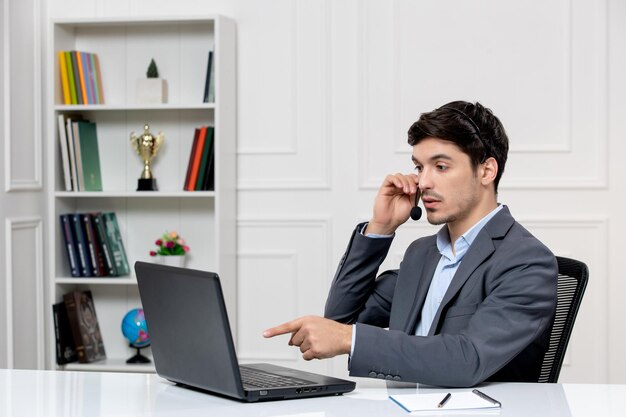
[1,369,624,416]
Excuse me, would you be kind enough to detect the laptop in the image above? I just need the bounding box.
[134,261,356,402]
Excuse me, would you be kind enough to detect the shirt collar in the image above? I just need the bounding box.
[436,204,504,262]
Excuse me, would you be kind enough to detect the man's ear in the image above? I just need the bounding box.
[480,157,498,186]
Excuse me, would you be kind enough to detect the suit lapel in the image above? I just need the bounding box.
[399,243,440,333]
[426,206,515,336]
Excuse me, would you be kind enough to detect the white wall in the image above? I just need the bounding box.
[41,0,626,383]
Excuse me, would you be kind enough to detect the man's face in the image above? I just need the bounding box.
[411,137,481,227]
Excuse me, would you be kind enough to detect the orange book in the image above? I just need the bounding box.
[58,51,71,104]
[76,51,89,104]
[187,127,207,190]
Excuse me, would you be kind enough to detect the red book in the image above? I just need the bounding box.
[183,128,201,191]
[187,127,207,191]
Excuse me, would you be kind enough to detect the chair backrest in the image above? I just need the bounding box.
[537,256,589,383]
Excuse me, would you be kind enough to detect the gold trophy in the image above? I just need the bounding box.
[130,124,164,191]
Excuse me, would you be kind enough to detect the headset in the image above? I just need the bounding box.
[410,188,422,221]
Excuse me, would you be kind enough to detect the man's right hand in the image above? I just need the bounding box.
[365,173,420,236]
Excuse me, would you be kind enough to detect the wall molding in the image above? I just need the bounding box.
[237,0,332,191]
[4,217,44,369]
[357,0,608,190]
[3,0,43,192]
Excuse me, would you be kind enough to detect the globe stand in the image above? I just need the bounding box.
[126,344,151,364]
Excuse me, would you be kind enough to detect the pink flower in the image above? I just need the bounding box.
[149,251,157,257]
[177,238,186,245]
[183,245,190,252]
[155,239,162,246]
[165,241,175,249]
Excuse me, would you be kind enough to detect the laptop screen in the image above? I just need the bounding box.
[135,261,245,398]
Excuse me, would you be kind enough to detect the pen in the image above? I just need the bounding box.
[472,389,501,407]
[437,392,452,408]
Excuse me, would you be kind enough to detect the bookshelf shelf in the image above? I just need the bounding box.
[55,191,216,198]
[55,277,138,285]
[47,16,236,373]
[54,103,216,111]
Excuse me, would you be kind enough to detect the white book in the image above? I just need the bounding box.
[66,118,82,191]
[57,114,72,191]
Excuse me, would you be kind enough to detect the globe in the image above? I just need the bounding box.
[121,308,150,348]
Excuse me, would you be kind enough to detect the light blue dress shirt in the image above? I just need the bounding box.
[414,204,503,336]
[351,204,504,354]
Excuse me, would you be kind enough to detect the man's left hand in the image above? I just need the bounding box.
[263,316,352,361]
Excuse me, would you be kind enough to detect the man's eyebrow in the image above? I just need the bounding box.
[411,153,453,164]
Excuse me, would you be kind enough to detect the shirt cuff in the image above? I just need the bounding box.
[359,222,394,239]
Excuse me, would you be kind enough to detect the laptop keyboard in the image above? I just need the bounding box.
[240,366,314,389]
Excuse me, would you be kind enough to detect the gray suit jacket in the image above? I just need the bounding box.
[324,206,557,387]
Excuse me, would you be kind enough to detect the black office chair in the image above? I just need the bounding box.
[537,256,589,383]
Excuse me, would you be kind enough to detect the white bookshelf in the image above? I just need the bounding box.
[46,16,236,373]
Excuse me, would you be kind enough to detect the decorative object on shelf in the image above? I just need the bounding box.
[130,124,164,191]
[150,231,189,268]
[121,308,151,364]
[136,58,167,104]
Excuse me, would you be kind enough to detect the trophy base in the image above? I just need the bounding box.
[137,178,158,191]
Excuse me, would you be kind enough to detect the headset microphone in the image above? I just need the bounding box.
[410,189,422,221]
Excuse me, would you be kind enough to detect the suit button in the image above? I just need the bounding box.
[377,373,385,379]
[393,376,401,381]
[385,375,393,380]
[368,371,377,378]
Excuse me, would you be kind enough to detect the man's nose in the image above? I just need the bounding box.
[418,169,433,191]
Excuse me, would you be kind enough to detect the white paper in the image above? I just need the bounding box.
[389,391,501,414]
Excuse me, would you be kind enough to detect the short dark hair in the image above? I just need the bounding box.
[407,101,509,192]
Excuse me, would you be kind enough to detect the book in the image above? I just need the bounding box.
[389,390,501,414]
[93,53,105,104]
[183,128,200,190]
[81,213,106,276]
[59,214,80,277]
[102,212,130,276]
[207,51,216,102]
[70,213,92,276]
[71,120,84,191]
[201,127,215,191]
[84,53,97,104]
[58,51,71,105]
[64,52,77,105]
[195,126,213,190]
[65,115,82,191]
[70,51,84,105]
[88,53,101,104]
[91,212,117,276]
[76,120,103,191]
[63,290,106,363]
[76,51,89,104]
[52,302,78,365]
[57,114,73,191]
[203,50,213,103]
[187,126,207,190]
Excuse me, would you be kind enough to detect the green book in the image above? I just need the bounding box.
[91,212,117,276]
[76,121,102,191]
[195,127,213,190]
[64,52,77,104]
[102,212,130,276]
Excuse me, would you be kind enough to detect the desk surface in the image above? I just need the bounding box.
[1,369,624,417]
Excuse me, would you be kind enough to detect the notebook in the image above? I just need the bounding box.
[389,389,502,414]
[134,261,356,402]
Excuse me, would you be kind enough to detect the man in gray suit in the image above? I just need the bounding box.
[264,101,557,387]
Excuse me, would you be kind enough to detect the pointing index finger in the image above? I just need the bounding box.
[263,318,302,338]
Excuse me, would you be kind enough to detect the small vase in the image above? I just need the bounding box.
[157,255,186,268]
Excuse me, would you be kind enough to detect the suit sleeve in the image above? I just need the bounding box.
[324,223,397,327]
[348,239,558,387]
